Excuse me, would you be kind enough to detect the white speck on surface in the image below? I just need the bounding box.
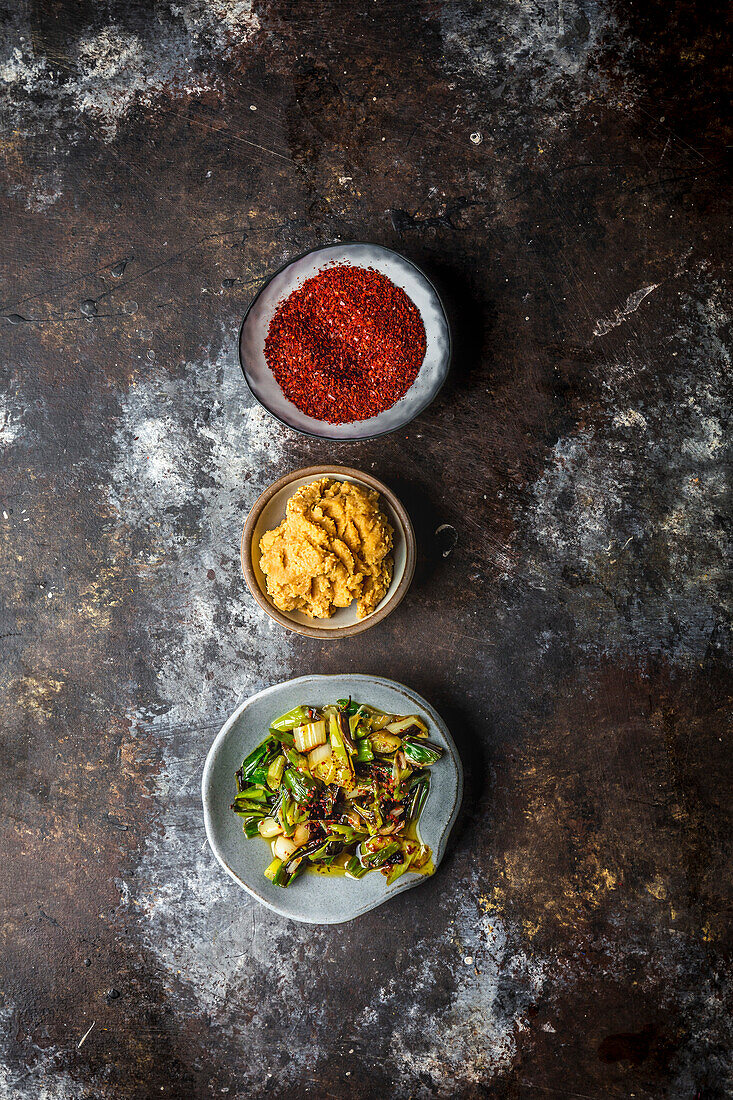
[172,0,260,47]
[76,1022,96,1049]
[0,46,46,89]
[0,390,25,449]
[12,173,64,212]
[612,409,648,431]
[593,283,660,337]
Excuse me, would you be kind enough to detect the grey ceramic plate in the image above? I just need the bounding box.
[202,675,463,924]
[238,243,451,441]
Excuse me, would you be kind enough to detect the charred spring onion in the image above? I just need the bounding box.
[230,699,442,887]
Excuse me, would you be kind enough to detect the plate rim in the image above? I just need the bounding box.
[237,241,452,441]
[201,674,464,924]
[240,465,416,639]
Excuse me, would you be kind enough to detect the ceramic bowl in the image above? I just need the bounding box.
[241,465,416,639]
[238,242,451,440]
[202,675,463,924]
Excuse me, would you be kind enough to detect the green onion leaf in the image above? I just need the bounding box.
[264,857,283,882]
[386,854,412,885]
[240,738,276,780]
[358,840,401,869]
[406,776,430,823]
[345,856,369,879]
[270,727,295,747]
[266,754,286,790]
[403,740,442,766]
[355,738,374,763]
[270,706,312,732]
[283,767,317,804]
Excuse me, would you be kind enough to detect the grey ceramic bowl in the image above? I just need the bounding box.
[238,243,451,441]
[202,675,463,924]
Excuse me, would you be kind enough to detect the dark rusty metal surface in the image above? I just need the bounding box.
[1,1,731,1096]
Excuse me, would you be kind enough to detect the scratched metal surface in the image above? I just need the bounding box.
[1,1,731,1097]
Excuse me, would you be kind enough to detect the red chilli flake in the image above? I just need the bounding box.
[264,264,427,424]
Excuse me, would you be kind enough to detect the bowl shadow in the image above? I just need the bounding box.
[405,254,498,407]
[382,474,454,596]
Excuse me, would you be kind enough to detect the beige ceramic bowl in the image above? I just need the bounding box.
[241,465,416,639]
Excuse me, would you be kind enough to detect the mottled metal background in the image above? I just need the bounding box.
[1,1,731,1097]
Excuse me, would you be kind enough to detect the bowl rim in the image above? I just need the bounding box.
[201,674,464,924]
[236,240,452,441]
[241,465,416,639]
